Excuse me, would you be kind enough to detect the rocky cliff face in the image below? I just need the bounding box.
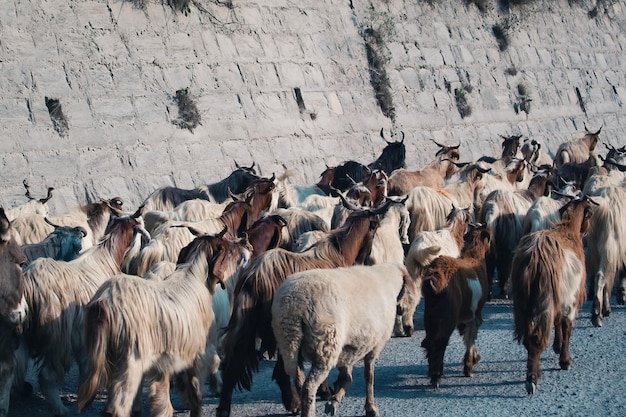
[1,0,624,214]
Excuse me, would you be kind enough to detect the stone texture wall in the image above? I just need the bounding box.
[0,0,624,215]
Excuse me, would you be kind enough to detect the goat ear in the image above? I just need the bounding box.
[208,243,227,293]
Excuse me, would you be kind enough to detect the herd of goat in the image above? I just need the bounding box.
[0,126,625,417]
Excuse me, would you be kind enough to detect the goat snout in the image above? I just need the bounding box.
[7,296,28,325]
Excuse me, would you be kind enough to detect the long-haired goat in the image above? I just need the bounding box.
[6,214,150,417]
[387,139,461,195]
[77,231,252,417]
[586,185,626,327]
[0,208,28,417]
[21,219,87,264]
[272,263,419,417]
[421,223,491,388]
[404,205,473,287]
[479,171,552,298]
[140,162,259,212]
[216,201,392,417]
[553,125,602,168]
[511,196,596,395]
[10,197,124,250]
[405,164,490,241]
[5,183,54,222]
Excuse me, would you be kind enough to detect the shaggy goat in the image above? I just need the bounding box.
[0,208,28,417]
[21,220,87,264]
[479,171,552,298]
[5,183,54,221]
[77,231,252,417]
[553,126,602,168]
[387,139,461,195]
[140,163,259,212]
[216,201,391,417]
[404,205,473,287]
[10,197,124,250]
[272,263,419,417]
[7,214,150,417]
[421,224,491,388]
[511,196,596,395]
[586,185,626,327]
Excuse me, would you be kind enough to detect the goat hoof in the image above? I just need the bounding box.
[324,400,339,416]
[463,367,473,377]
[559,360,571,371]
[365,407,379,417]
[525,381,537,395]
[591,314,603,327]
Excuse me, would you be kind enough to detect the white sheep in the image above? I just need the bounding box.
[271,263,419,417]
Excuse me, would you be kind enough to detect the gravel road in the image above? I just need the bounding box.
[8,299,625,417]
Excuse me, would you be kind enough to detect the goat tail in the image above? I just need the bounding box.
[77,301,110,412]
[511,241,555,352]
[220,291,268,392]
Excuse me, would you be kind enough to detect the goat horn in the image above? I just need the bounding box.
[44,217,62,229]
[234,160,241,169]
[217,226,228,239]
[336,190,362,211]
[399,131,405,144]
[75,226,88,238]
[552,190,576,200]
[475,165,492,174]
[173,224,205,237]
[604,142,617,152]
[584,122,603,136]
[380,127,391,144]
[39,187,55,204]
[430,138,445,148]
[132,205,144,218]
[583,195,601,206]
[23,180,33,200]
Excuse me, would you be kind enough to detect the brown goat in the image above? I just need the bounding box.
[511,196,596,395]
[388,139,461,195]
[421,223,491,389]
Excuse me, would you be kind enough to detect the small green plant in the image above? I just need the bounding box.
[359,7,396,121]
[172,88,201,132]
[514,83,532,115]
[455,85,473,119]
[45,97,69,137]
[492,16,518,51]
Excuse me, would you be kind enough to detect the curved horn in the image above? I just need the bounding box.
[584,122,603,136]
[399,131,405,144]
[23,180,33,200]
[583,195,600,206]
[172,224,205,237]
[604,142,617,152]
[370,197,395,215]
[216,226,228,239]
[336,190,362,211]
[475,165,492,174]
[44,217,62,229]
[430,138,445,148]
[234,160,241,169]
[380,127,391,144]
[132,205,144,218]
[451,142,461,149]
[74,226,88,238]
[552,190,576,200]
[39,187,55,204]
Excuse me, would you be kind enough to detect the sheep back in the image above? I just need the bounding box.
[272,263,406,373]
